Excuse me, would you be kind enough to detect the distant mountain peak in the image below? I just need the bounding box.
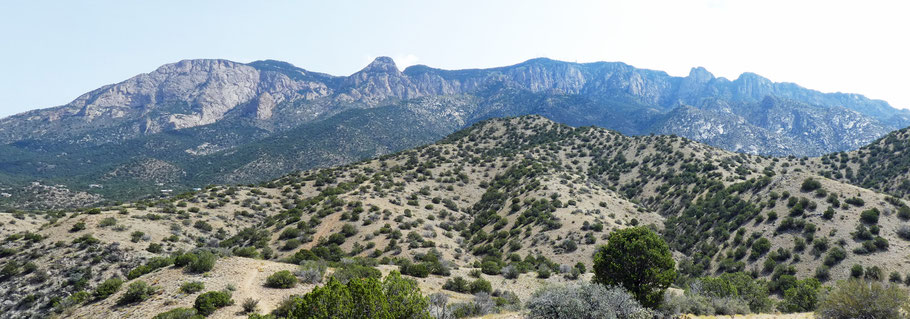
[687,66,715,82]
[361,56,399,73]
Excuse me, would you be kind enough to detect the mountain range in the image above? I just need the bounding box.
[1,57,908,209]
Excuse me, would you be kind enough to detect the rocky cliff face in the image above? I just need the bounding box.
[3,57,903,153]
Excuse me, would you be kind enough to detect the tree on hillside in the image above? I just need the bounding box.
[593,226,676,308]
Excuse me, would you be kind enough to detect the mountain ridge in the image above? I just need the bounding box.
[1,56,908,208]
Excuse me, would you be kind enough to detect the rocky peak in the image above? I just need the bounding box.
[686,66,715,83]
[359,56,400,74]
[734,72,774,101]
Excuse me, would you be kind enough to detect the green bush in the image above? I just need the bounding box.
[801,178,822,192]
[443,276,469,293]
[70,222,87,232]
[175,252,198,267]
[118,281,157,305]
[332,264,381,284]
[233,246,260,258]
[480,260,501,275]
[400,262,430,278]
[93,277,123,300]
[818,280,910,319]
[194,291,233,316]
[265,270,298,288]
[127,256,175,279]
[470,278,492,294]
[180,281,205,294]
[860,209,880,224]
[779,278,821,312]
[593,226,676,308]
[287,271,429,319]
[187,251,217,273]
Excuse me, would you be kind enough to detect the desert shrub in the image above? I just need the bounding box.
[279,227,301,240]
[187,251,217,273]
[282,239,302,251]
[593,226,676,308]
[428,293,450,318]
[93,277,123,300]
[866,266,884,281]
[152,308,203,319]
[662,293,750,315]
[818,280,910,319]
[526,283,650,319]
[131,231,145,242]
[127,256,175,279]
[400,261,430,278]
[297,260,327,284]
[779,278,822,313]
[233,246,259,258]
[70,222,86,232]
[175,252,198,267]
[692,272,772,313]
[801,178,822,192]
[860,209,880,224]
[443,276,470,293]
[899,225,910,240]
[194,220,213,232]
[194,291,233,316]
[480,260,501,275]
[180,281,205,294]
[449,293,496,318]
[147,243,163,253]
[266,270,298,288]
[99,217,117,227]
[331,264,381,284]
[501,265,519,279]
[469,278,492,294]
[824,247,847,266]
[118,281,157,305]
[242,298,259,314]
[286,271,430,318]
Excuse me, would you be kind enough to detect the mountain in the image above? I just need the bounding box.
[4,116,910,318]
[1,57,907,209]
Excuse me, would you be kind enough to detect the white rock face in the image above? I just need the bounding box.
[17,59,335,133]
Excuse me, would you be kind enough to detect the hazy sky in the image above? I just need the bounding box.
[1,0,908,118]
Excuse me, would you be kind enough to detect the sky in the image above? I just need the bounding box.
[0,0,908,118]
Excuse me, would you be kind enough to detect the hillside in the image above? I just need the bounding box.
[1,57,907,209]
[4,116,910,318]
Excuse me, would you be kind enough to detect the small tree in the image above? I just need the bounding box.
[593,226,676,308]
